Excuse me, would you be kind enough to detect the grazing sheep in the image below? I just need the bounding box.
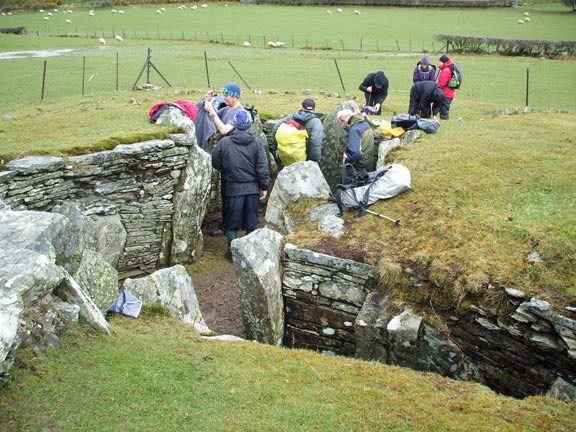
[47,12,53,16]
[191,5,198,9]
[517,19,524,24]
[243,41,251,47]
[111,9,117,13]
[118,10,124,14]
[89,10,95,16]
[99,37,106,45]
[39,9,45,13]
[326,10,332,14]
[160,7,166,12]
[524,17,531,22]
[201,3,208,8]
[337,8,343,13]
[524,12,529,16]
[43,16,49,20]
[354,10,361,15]
[65,19,72,23]
[156,9,162,14]
[115,35,124,42]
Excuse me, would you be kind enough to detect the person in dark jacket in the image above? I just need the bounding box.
[270,98,325,166]
[412,56,437,83]
[211,109,269,260]
[408,81,446,119]
[358,71,389,115]
[337,109,375,174]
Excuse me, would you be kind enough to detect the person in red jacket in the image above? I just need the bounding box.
[437,55,455,120]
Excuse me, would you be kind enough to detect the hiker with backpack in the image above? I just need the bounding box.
[408,81,447,119]
[211,109,269,260]
[437,55,458,120]
[337,109,376,175]
[412,56,437,83]
[359,71,389,115]
[270,98,325,168]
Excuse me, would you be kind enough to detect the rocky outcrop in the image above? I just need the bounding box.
[232,228,284,345]
[0,208,111,378]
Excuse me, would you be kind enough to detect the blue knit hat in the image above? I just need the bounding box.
[420,56,429,64]
[233,109,252,131]
[222,82,241,98]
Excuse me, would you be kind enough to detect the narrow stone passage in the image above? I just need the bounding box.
[187,223,245,338]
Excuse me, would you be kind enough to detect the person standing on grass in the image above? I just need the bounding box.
[412,56,437,83]
[337,109,375,175]
[358,71,389,115]
[437,55,455,120]
[203,82,245,237]
[211,109,269,261]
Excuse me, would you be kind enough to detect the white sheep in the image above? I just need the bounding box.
[337,8,343,13]
[201,3,208,8]
[160,7,166,12]
[156,9,162,14]
[517,19,524,24]
[326,10,332,14]
[191,5,198,9]
[524,12,529,16]
[98,37,106,45]
[243,41,251,47]
[354,10,361,15]
[118,10,124,14]
[115,35,124,42]
[111,9,117,13]
[524,17,531,22]
[39,9,45,13]
[89,10,95,16]
[43,16,49,20]
[65,19,72,24]
[47,12,53,16]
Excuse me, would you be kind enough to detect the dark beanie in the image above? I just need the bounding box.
[301,98,315,111]
[439,55,450,63]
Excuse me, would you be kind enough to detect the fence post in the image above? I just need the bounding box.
[41,60,47,100]
[525,65,530,112]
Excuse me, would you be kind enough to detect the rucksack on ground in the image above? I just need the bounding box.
[275,119,308,166]
[448,63,463,89]
[334,163,411,217]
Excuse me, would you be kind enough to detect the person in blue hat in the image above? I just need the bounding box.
[211,109,269,260]
[203,82,243,135]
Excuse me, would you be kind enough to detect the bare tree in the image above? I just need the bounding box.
[562,0,576,12]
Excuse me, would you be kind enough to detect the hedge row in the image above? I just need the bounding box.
[437,34,576,57]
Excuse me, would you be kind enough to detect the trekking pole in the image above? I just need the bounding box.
[204,51,210,88]
[227,61,252,91]
[365,209,402,227]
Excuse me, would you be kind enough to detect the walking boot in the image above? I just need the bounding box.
[225,229,237,261]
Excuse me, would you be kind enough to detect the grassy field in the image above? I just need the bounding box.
[0,5,575,428]
[1,311,575,432]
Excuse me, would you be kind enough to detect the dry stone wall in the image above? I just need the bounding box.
[280,244,576,400]
[0,134,208,279]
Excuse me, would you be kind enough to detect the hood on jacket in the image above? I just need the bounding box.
[346,113,367,130]
[374,71,386,89]
[293,109,322,123]
[229,129,255,145]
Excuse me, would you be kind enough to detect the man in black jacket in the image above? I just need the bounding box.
[359,71,389,115]
[408,81,446,119]
[211,109,269,260]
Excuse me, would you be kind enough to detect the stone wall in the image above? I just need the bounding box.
[0,134,210,279]
[280,244,576,400]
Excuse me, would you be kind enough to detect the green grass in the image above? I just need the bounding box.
[1,314,575,432]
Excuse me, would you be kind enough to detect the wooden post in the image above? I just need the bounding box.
[41,60,47,100]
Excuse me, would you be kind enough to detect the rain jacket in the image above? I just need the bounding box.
[211,130,269,197]
[437,60,456,99]
[408,81,446,118]
[412,62,437,83]
[271,109,325,161]
[344,114,375,172]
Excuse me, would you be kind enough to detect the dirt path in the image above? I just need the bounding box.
[187,225,245,338]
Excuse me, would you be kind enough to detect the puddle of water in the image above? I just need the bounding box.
[0,48,79,60]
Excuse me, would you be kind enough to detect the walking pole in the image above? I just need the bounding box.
[227,61,251,91]
[524,65,530,113]
[365,209,402,227]
[333,58,346,91]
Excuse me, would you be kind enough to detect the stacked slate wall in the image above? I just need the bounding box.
[0,135,196,279]
[281,245,576,399]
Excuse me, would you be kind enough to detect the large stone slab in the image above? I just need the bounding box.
[232,228,284,345]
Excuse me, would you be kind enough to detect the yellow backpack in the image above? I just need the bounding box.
[275,120,308,166]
